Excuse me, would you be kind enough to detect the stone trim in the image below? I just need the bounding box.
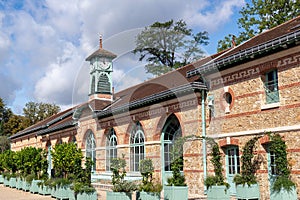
[219,137,239,147]
[210,124,300,139]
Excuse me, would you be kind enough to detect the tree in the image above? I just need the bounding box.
[134,19,209,76]
[0,136,10,152]
[3,114,29,136]
[23,101,60,126]
[217,0,300,52]
[0,98,12,136]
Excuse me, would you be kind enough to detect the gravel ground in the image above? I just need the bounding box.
[0,184,54,200]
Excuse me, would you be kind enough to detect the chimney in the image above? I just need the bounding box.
[99,34,103,49]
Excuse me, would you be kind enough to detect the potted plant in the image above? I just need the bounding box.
[164,137,188,200]
[137,159,162,200]
[71,157,97,200]
[204,140,230,200]
[0,152,4,184]
[268,133,297,200]
[106,155,137,200]
[234,136,260,200]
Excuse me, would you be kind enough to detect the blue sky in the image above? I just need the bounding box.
[0,0,247,114]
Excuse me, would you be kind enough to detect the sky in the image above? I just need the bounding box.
[0,0,247,114]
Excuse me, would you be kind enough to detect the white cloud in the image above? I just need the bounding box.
[0,0,244,112]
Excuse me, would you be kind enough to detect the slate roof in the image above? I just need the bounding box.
[85,48,117,61]
[187,15,300,77]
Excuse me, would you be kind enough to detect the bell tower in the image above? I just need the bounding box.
[86,36,117,102]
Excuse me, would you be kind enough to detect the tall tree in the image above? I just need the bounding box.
[3,114,29,136]
[134,19,209,76]
[217,0,300,52]
[23,102,61,126]
[0,136,10,152]
[0,98,12,136]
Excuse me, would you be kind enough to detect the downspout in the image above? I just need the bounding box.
[201,89,207,193]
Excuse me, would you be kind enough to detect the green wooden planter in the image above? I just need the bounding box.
[207,185,230,200]
[22,180,31,191]
[38,184,51,195]
[16,177,23,190]
[54,185,72,200]
[106,191,132,200]
[9,177,16,188]
[270,187,297,200]
[0,174,3,183]
[137,191,160,200]
[236,184,260,200]
[77,191,97,200]
[30,179,42,193]
[164,186,188,200]
[68,187,76,200]
[3,177,9,186]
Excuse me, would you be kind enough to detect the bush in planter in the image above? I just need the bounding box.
[204,140,230,200]
[269,133,297,199]
[233,136,261,199]
[137,159,162,200]
[107,155,137,200]
[164,137,188,200]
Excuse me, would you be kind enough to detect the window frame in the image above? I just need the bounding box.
[86,131,96,172]
[106,128,118,171]
[130,122,145,172]
[264,69,279,104]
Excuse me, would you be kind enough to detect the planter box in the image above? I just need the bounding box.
[68,187,76,200]
[54,185,72,200]
[16,178,23,190]
[207,185,230,200]
[106,191,132,200]
[164,186,188,200]
[270,187,297,200]
[3,177,9,186]
[236,184,260,200]
[137,191,160,200]
[9,177,16,188]
[77,191,97,200]
[0,174,3,183]
[22,180,31,191]
[38,185,51,195]
[30,179,42,193]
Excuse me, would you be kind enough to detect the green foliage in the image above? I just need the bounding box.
[134,19,209,76]
[0,136,10,152]
[23,101,60,126]
[217,0,300,52]
[25,173,36,183]
[15,147,48,179]
[71,181,96,194]
[51,142,83,179]
[2,150,17,173]
[139,159,162,193]
[234,136,260,186]
[110,155,137,192]
[269,133,295,192]
[205,138,229,189]
[3,114,29,136]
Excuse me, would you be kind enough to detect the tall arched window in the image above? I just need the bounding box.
[106,128,117,171]
[162,114,182,171]
[130,122,145,172]
[47,142,52,178]
[97,73,111,94]
[86,131,96,172]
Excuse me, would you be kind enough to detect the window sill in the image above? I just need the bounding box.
[261,102,280,110]
[91,171,142,181]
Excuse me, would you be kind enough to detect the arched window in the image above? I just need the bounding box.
[97,73,111,94]
[86,131,96,172]
[47,142,52,178]
[106,128,117,171]
[130,122,145,172]
[162,114,182,171]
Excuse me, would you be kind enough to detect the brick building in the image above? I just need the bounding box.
[10,16,300,199]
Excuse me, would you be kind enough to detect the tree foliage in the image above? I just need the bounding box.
[134,19,209,76]
[217,0,300,52]
[23,101,60,126]
[0,98,12,136]
[51,142,83,179]
[0,136,10,152]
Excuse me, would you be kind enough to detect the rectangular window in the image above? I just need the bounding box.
[264,70,279,104]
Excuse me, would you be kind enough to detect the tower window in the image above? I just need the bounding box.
[97,74,111,94]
